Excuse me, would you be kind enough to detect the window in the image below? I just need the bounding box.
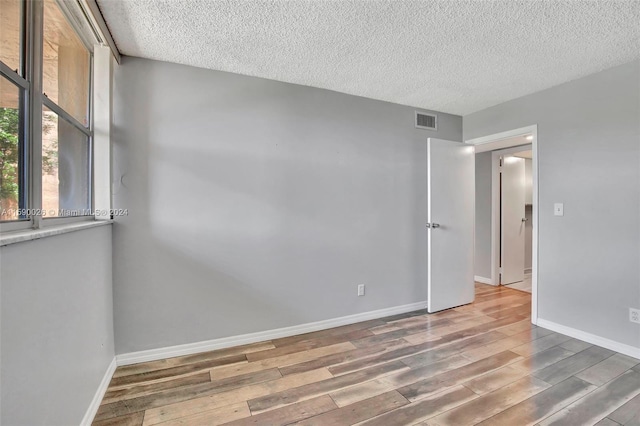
[0,0,93,228]
[43,0,90,126]
[0,76,23,221]
[42,106,91,217]
[0,0,22,74]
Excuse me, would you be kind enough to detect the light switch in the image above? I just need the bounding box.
[554,203,564,216]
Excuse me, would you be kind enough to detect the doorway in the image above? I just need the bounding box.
[494,146,533,292]
[467,125,538,324]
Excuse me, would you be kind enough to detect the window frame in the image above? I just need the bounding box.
[0,0,31,231]
[0,0,96,232]
[0,74,28,232]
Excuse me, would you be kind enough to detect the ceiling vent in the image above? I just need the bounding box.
[415,112,437,131]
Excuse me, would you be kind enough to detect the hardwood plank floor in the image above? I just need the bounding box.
[94,283,640,425]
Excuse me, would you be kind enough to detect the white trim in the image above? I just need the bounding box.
[116,301,427,366]
[537,319,640,360]
[93,45,112,220]
[0,220,33,233]
[531,126,539,325]
[466,125,538,325]
[467,126,534,151]
[80,357,116,426]
[426,139,433,311]
[474,275,494,285]
[0,220,112,246]
[80,0,122,63]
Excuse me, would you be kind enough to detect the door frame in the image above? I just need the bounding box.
[466,125,538,325]
[492,145,531,286]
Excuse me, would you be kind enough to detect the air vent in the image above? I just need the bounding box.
[415,112,437,131]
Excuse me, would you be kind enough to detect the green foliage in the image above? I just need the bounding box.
[0,107,20,202]
[0,109,59,206]
[42,113,58,174]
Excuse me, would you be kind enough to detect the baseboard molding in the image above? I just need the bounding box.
[474,275,494,285]
[537,318,640,360]
[116,301,428,366]
[80,356,116,426]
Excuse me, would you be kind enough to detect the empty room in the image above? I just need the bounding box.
[1,1,639,425]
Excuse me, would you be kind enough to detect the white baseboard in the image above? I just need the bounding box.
[80,356,116,426]
[537,319,640,360]
[474,275,494,285]
[116,301,427,366]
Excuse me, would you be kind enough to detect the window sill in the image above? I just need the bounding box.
[0,219,113,247]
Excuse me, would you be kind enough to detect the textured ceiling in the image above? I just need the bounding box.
[96,0,640,115]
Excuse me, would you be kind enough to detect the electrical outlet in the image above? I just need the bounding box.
[554,203,564,216]
[630,308,640,324]
[357,284,365,296]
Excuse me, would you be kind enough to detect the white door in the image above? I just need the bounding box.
[500,156,525,284]
[427,138,475,313]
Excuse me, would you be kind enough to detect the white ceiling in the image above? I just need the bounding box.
[96,1,640,115]
[513,150,533,159]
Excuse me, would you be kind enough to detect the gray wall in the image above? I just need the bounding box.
[0,226,114,426]
[475,151,492,279]
[111,57,462,354]
[465,60,640,350]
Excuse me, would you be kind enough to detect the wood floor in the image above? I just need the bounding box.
[94,284,640,425]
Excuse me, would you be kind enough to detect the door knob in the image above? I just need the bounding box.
[522,218,528,222]
[427,223,441,228]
